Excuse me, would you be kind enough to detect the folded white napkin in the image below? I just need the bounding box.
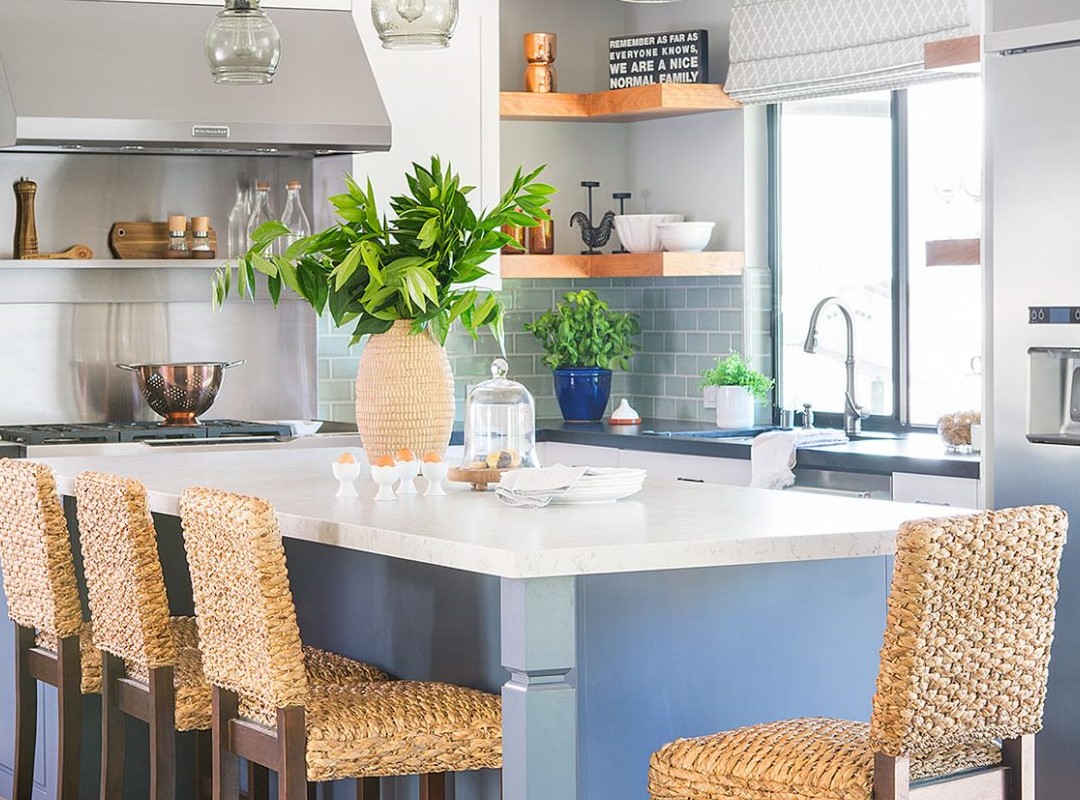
[495,465,589,508]
[750,429,851,490]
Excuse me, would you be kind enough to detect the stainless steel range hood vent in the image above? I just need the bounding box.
[0,0,391,156]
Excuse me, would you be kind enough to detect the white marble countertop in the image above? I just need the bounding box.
[40,444,957,579]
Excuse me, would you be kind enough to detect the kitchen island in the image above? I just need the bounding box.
[24,443,956,800]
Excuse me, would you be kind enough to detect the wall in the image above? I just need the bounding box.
[317,0,768,426]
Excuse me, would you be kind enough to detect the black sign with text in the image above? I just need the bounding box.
[608,29,709,90]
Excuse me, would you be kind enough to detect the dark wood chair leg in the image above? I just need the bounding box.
[55,635,82,800]
[307,783,318,800]
[419,773,447,800]
[358,777,380,800]
[12,625,38,800]
[149,666,178,800]
[248,762,271,800]
[195,728,214,800]
[212,687,242,800]
[1003,735,1036,800]
[873,752,910,800]
[100,652,127,799]
[277,706,308,800]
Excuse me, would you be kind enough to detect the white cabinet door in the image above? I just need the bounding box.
[617,450,751,486]
[892,472,981,509]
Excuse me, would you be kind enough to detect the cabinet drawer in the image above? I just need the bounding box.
[617,450,750,486]
[892,472,981,509]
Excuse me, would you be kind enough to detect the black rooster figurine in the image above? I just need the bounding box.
[570,181,616,255]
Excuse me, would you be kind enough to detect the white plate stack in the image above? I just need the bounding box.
[550,467,647,504]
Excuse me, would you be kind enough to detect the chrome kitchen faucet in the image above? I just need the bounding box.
[803,297,870,437]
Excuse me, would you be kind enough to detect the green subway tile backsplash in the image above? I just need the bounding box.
[316,273,761,425]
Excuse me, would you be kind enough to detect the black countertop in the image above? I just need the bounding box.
[532,418,980,479]
[0,443,23,459]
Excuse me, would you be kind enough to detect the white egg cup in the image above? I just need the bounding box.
[396,459,422,495]
[421,460,450,496]
[370,464,400,501]
[331,460,361,498]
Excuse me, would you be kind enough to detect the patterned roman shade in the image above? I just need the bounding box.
[725,0,980,104]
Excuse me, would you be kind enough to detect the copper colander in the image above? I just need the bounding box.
[116,361,245,426]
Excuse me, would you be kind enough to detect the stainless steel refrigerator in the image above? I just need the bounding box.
[986,17,1080,798]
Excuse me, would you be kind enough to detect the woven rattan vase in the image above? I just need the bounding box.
[354,320,455,460]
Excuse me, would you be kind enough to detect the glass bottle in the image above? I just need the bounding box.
[166,215,189,259]
[280,180,311,255]
[227,185,251,258]
[247,181,276,255]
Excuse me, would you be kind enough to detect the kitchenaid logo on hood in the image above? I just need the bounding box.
[192,125,231,139]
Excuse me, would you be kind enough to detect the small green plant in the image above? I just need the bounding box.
[699,353,774,403]
[212,157,555,346]
[525,290,639,371]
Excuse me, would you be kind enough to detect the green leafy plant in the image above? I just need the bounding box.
[212,157,555,346]
[525,290,639,371]
[699,353,774,403]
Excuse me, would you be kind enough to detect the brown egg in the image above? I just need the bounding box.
[422,451,443,463]
[373,455,395,468]
[337,452,357,465]
[395,448,416,462]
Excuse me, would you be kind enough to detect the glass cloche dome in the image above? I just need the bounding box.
[461,358,539,471]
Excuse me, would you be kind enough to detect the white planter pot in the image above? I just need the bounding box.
[715,386,756,429]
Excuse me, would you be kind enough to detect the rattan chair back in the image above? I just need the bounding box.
[870,505,1067,759]
[0,459,83,640]
[179,486,307,713]
[74,471,176,672]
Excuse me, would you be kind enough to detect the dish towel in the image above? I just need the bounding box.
[495,466,588,508]
[750,429,851,490]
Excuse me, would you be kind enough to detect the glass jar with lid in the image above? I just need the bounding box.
[461,358,539,471]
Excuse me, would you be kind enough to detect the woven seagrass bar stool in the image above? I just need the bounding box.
[0,459,103,800]
[649,505,1068,800]
[178,486,502,800]
[74,471,392,800]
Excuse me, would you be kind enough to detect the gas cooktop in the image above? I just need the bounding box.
[0,420,293,446]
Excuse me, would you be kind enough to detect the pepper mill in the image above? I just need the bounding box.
[524,32,557,93]
[13,177,39,259]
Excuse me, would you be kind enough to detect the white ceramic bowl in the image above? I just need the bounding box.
[613,214,684,253]
[657,221,715,252]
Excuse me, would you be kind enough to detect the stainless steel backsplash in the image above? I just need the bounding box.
[0,150,347,425]
[0,264,317,424]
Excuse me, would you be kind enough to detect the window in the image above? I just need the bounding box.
[774,79,983,429]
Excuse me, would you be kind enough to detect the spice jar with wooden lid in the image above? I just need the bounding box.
[166,215,190,259]
[191,216,216,259]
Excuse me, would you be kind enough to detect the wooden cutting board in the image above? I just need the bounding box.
[109,221,218,259]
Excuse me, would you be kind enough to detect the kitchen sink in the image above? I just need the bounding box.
[642,426,777,439]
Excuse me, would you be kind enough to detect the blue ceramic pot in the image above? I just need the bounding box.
[554,367,612,422]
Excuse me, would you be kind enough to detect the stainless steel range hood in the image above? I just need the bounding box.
[0,0,392,155]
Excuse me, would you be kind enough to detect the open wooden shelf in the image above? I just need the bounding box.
[500,83,740,123]
[924,35,981,72]
[501,251,745,279]
[926,238,981,266]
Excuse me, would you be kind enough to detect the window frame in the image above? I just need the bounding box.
[768,87,956,434]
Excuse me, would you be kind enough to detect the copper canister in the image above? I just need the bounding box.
[501,221,526,255]
[524,32,557,93]
[524,32,556,63]
[526,211,554,255]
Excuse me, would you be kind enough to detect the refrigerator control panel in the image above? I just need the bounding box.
[1029,306,1080,324]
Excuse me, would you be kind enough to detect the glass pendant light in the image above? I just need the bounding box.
[371,0,459,49]
[206,0,281,85]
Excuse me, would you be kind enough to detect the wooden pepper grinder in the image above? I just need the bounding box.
[14,177,38,259]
